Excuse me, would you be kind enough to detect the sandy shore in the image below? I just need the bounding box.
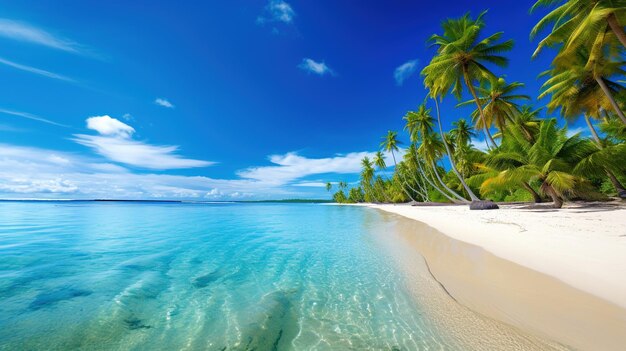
[365,202,626,351]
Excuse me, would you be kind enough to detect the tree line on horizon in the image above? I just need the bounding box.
[328,0,626,209]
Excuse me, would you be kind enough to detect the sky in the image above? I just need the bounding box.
[0,0,573,200]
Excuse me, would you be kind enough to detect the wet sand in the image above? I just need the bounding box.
[370,207,626,351]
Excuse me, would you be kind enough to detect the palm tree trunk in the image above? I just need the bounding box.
[542,182,563,208]
[607,13,626,49]
[595,76,626,125]
[410,172,430,201]
[416,159,460,203]
[606,170,626,197]
[522,182,542,203]
[433,97,481,201]
[430,160,469,202]
[584,114,602,145]
[463,70,497,148]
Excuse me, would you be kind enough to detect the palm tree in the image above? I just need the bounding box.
[432,98,483,202]
[360,156,380,203]
[457,76,530,133]
[373,151,392,202]
[540,48,626,123]
[421,11,514,148]
[449,118,477,178]
[530,0,626,55]
[403,105,461,202]
[511,105,542,141]
[381,131,417,202]
[481,119,615,208]
[325,182,332,192]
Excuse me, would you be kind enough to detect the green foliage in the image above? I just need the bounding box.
[324,4,626,207]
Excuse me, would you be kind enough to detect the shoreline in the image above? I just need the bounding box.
[364,202,626,351]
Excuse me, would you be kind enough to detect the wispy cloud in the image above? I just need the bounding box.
[0,19,84,54]
[73,115,213,170]
[0,56,74,82]
[0,142,395,200]
[394,59,418,86]
[155,98,174,109]
[237,151,390,186]
[0,108,68,127]
[257,0,296,24]
[298,58,334,76]
[0,144,275,200]
[292,181,328,187]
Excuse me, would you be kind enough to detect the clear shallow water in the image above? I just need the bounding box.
[0,202,456,350]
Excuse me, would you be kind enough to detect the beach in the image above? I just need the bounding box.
[365,202,626,351]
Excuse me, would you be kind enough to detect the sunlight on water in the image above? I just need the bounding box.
[0,202,458,350]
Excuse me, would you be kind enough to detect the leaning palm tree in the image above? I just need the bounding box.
[540,47,626,124]
[432,98,485,203]
[421,11,514,148]
[404,105,461,202]
[457,76,530,133]
[530,0,626,56]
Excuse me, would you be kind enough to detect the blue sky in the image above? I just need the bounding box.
[0,1,574,200]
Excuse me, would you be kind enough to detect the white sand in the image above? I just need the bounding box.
[366,202,626,309]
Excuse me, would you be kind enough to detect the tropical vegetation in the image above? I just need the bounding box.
[329,1,626,208]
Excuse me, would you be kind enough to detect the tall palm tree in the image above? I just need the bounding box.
[360,157,379,203]
[403,105,459,201]
[381,131,417,202]
[325,182,332,192]
[433,98,483,202]
[530,0,626,55]
[449,118,477,178]
[457,76,530,133]
[421,11,514,148]
[373,151,392,202]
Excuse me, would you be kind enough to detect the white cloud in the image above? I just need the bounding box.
[74,115,213,170]
[257,0,295,24]
[0,56,74,82]
[238,151,386,185]
[0,19,82,53]
[293,181,327,187]
[0,143,397,200]
[205,188,223,198]
[394,59,418,86]
[73,134,213,170]
[0,108,68,127]
[298,58,334,76]
[0,144,277,200]
[155,98,174,109]
[86,115,135,138]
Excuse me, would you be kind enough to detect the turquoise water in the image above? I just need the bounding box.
[0,202,454,350]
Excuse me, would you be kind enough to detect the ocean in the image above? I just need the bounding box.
[0,201,458,350]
